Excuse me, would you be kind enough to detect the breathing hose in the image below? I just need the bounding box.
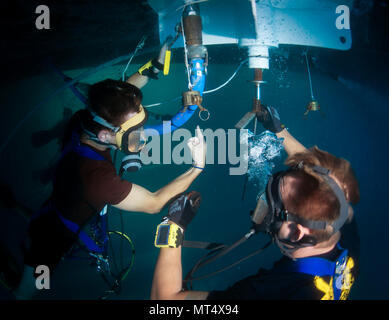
[183,228,272,290]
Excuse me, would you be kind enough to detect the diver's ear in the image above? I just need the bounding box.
[97,129,115,144]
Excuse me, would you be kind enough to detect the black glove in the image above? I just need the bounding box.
[138,36,172,80]
[165,191,202,231]
[256,105,285,134]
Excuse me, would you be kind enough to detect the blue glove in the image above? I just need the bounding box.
[165,191,202,231]
[256,105,285,134]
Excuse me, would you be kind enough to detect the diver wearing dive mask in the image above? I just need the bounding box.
[87,104,149,155]
[150,102,360,300]
[81,81,149,173]
[252,163,350,258]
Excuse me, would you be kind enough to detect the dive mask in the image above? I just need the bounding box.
[251,165,349,251]
[89,106,148,154]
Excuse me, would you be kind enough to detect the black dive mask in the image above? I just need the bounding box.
[251,165,349,256]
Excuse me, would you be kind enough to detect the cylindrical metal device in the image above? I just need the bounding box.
[254,68,263,82]
[183,4,203,46]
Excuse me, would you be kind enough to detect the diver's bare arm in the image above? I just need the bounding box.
[126,72,149,89]
[113,167,202,214]
[151,246,209,300]
[276,128,307,156]
[114,126,206,214]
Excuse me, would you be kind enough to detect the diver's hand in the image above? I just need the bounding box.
[188,126,206,168]
[166,191,202,231]
[256,105,285,134]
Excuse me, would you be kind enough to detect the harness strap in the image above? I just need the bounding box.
[57,138,108,253]
[32,132,109,253]
[69,145,106,161]
[274,245,350,300]
[56,209,104,254]
[277,256,337,276]
[61,131,107,161]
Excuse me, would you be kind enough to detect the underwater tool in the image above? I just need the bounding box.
[144,57,248,109]
[182,90,210,121]
[236,68,266,201]
[235,68,266,132]
[145,2,209,135]
[163,23,183,76]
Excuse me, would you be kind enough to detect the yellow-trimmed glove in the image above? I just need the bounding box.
[154,191,202,248]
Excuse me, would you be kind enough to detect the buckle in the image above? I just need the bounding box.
[279,210,289,222]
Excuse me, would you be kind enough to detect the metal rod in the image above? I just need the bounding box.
[256,84,261,100]
[304,51,315,100]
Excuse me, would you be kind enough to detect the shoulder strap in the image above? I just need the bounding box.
[280,257,336,276]
[274,245,348,277]
[49,131,108,252]
[72,145,106,161]
[55,208,104,254]
[61,131,107,161]
[274,246,350,300]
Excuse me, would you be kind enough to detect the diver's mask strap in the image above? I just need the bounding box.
[88,110,120,133]
[274,235,318,260]
[81,125,118,150]
[268,164,349,258]
[285,164,349,234]
[281,210,327,231]
[311,165,349,234]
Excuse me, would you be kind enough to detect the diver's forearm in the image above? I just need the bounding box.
[126,72,149,89]
[276,128,307,156]
[153,167,202,211]
[151,246,184,300]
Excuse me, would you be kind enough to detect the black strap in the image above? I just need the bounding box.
[183,240,226,250]
[183,230,259,289]
[284,212,327,230]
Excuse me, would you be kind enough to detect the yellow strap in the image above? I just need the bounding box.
[340,257,355,300]
[138,59,153,75]
[314,276,334,300]
[314,256,356,300]
[163,50,171,75]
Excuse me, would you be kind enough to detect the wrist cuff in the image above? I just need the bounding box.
[151,58,164,71]
[154,222,184,248]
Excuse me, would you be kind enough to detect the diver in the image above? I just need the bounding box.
[150,105,360,300]
[12,43,207,300]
